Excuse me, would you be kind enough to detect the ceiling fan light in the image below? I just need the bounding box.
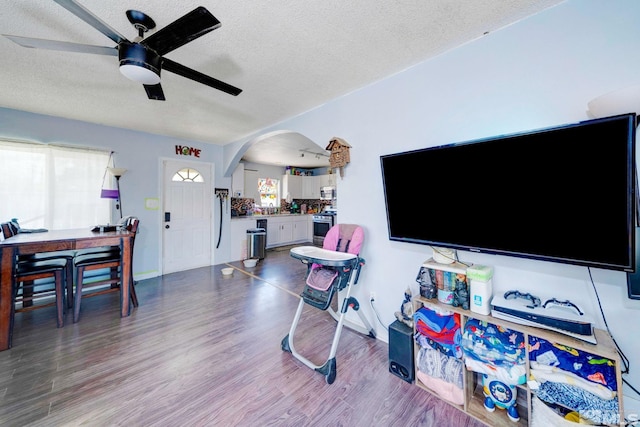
[118,42,161,85]
[120,64,160,85]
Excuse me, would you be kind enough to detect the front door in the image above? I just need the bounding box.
[162,160,213,274]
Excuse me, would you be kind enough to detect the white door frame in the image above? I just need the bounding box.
[158,157,215,275]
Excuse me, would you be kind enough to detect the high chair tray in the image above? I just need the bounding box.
[290,246,357,267]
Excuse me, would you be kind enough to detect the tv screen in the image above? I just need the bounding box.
[380,113,636,272]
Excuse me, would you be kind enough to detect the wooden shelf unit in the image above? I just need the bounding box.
[413,296,624,427]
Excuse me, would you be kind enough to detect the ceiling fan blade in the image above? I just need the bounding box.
[162,58,242,96]
[144,84,166,101]
[53,0,128,44]
[3,34,117,56]
[141,7,221,56]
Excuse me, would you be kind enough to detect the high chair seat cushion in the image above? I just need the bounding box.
[306,267,339,291]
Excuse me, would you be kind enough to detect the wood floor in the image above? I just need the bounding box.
[0,245,484,427]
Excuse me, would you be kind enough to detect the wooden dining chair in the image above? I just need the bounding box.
[2,220,75,309]
[15,259,69,328]
[0,222,15,239]
[124,216,140,307]
[73,240,123,323]
[72,216,140,322]
[1,222,70,328]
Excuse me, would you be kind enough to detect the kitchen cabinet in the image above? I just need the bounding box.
[292,216,310,242]
[265,215,312,249]
[284,174,322,199]
[412,296,624,427]
[266,219,280,247]
[279,221,294,243]
[232,163,244,197]
[302,175,319,198]
[230,217,256,260]
[282,174,302,199]
[267,216,293,247]
[244,169,259,201]
[318,173,337,188]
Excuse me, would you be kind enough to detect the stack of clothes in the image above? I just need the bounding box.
[413,306,464,405]
[461,318,527,385]
[528,336,619,425]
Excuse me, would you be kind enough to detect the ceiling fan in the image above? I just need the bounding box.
[3,0,242,100]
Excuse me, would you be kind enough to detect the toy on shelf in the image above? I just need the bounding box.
[482,374,520,423]
[394,287,414,328]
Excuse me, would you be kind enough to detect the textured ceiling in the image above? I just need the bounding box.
[0,0,564,168]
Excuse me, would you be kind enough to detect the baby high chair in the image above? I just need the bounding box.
[281,224,376,384]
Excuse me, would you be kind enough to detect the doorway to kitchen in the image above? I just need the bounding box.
[162,159,213,274]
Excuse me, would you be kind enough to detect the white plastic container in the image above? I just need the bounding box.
[467,265,494,315]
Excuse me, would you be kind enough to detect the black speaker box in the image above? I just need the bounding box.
[389,320,414,383]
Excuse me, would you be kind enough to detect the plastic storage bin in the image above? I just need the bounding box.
[418,258,470,308]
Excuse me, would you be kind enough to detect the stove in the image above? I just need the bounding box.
[312,209,336,246]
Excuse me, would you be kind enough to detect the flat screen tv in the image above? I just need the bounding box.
[380,113,637,272]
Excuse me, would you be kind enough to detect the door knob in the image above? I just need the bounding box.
[165,224,170,229]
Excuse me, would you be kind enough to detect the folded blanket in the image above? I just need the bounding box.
[416,346,463,389]
[529,336,617,391]
[535,381,619,425]
[415,332,462,359]
[530,361,616,400]
[464,357,526,385]
[414,306,456,333]
[462,318,526,367]
[416,370,464,406]
[415,319,460,345]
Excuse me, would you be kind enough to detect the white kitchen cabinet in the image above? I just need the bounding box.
[292,216,310,242]
[231,163,245,197]
[267,216,293,247]
[318,173,337,188]
[266,219,280,247]
[280,221,294,243]
[302,175,319,199]
[282,174,302,199]
[265,215,312,248]
[244,169,259,201]
[284,174,322,199]
[318,174,328,188]
[230,217,255,260]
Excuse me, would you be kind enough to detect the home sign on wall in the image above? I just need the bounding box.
[175,145,202,158]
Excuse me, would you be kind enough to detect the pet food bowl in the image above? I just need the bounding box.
[243,259,258,268]
[221,267,234,276]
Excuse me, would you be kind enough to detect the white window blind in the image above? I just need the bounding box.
[0,140,111,230]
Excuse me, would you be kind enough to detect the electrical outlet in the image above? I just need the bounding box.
[370,291,376,301]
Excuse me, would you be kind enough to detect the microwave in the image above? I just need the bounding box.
[320,186,336,200]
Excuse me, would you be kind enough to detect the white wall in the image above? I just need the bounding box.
[223,0,640,412]
[2,0,639,413]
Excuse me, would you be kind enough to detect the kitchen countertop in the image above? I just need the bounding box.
[231,213,313,220]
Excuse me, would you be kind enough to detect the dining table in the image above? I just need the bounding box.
[0,228,134,351]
